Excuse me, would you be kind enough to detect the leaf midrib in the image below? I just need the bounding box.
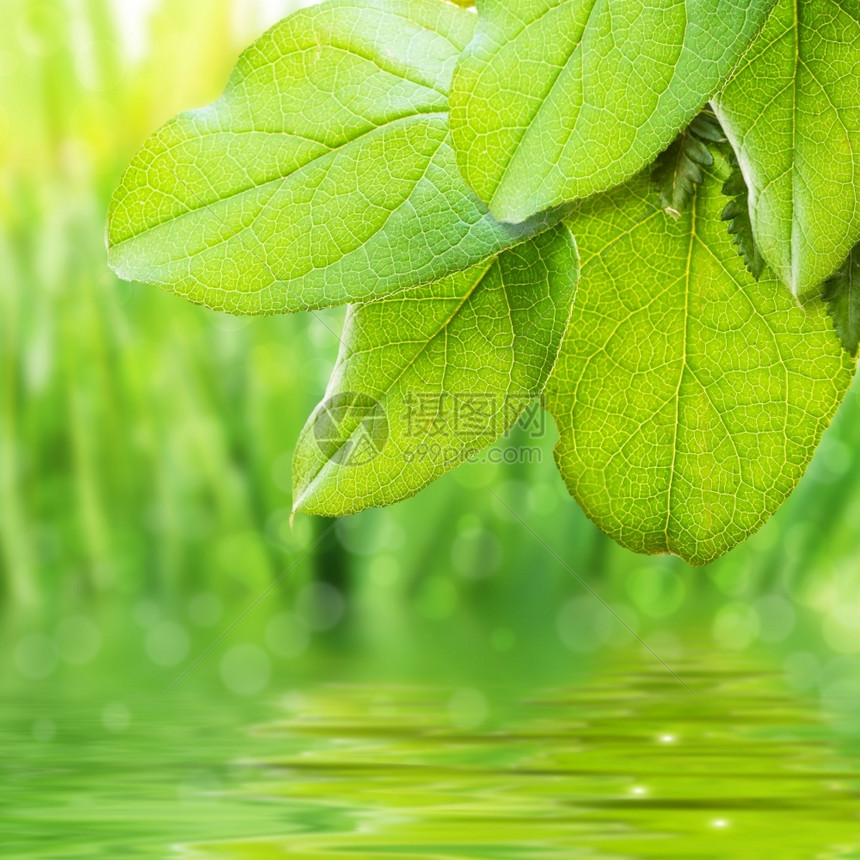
[789,0,799,290]
[663,170,788,552]
[664,183,696,549]
[110,110,449,247]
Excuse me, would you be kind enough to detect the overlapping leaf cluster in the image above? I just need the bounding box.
[107,0,860,565]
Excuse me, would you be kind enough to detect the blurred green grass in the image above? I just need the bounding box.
[3,0,860,673]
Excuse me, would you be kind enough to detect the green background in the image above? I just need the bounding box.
[4,1,860,857]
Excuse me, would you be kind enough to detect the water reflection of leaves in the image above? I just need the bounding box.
[181,657,860,859]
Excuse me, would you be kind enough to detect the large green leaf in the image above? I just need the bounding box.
[292,224,578,516]
[449,0,776,223]
[712,0,860,297]
[107,0,553,315]
[546,156,853,567]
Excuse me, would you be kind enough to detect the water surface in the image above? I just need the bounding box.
[4,651,859,859]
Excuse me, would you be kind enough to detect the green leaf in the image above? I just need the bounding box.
[449,0,777,223]
[292,224,579,516]
[651,112,723,219]
[823,244,860,356]
[107,0,554,316]
[546,155,853,567]
[721,157,767,279]
[712,0,860,297]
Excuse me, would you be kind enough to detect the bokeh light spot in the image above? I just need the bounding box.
[220,644,271,697]
[15,634,57,679]
[266,612,310,658]
[145,621,190,667]
[557,597,613,652]
[712,603,759,650]
[57,615,102,665]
